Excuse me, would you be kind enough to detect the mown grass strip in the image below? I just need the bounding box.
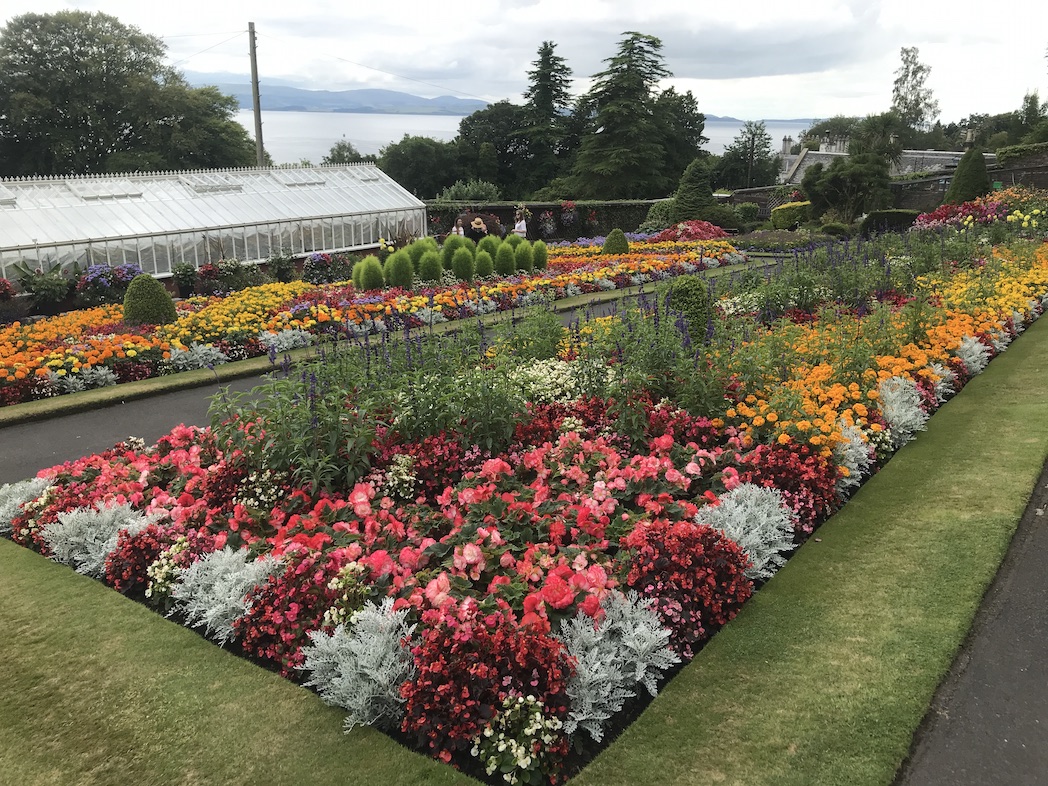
[572,315,1048,785]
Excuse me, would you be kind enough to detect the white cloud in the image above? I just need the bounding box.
[2,0,1047,120]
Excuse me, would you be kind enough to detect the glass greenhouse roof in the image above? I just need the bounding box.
[0,165,425,252]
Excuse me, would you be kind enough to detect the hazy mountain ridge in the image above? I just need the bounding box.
[186,73,814,123]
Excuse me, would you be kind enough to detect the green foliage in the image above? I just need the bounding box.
[521,41,575,193]
[860,210,920,238]
[266,250,297,283]
[771,201,812,230]
[637,199,676,233]
[357,256,385,291]
[441,234,469,269]
[0,11,256,176]
[819,222,852,238]
[377,135,459,198]
[659,274,713,338]
[123,274,176,326]
[382,251,414,290]
[714,121,780,189]
[321,137,371,165]
[697,203,741,231]
[504,234,525,249]
[494,307,565,362]
[891,46,939,131]
[602,228,630,255]
[474,250,494,278]
[434,178,501,201]
[477,234,501,257]
[451,247,475,282]
[417,251,442,282]
[532,240,548,270]
[404,239,430,269]
[351,259,364,289]
[735,202,760,224]
[944,148,991,204]
[802,153,891,223]
[513,241,534,273]
[671,158,716,223]
[494,243,517,276]
[995,140,1048,166]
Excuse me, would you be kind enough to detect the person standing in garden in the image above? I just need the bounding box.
[513,211,527,239]
[449,218,465,237]
[465,217,488,243]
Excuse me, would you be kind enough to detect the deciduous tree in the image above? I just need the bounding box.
[891,46,940,131]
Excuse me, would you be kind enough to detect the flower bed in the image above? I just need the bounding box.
[0,239,744,407]
[3,236,1048,783]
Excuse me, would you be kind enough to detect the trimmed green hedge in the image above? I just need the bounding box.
[771,201,811,230]
[860,209,920,237]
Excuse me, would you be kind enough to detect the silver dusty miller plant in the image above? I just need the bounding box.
[169,547,282,646]
[556,590,680,742]
[300,597,417,732]
[40,502,161,579]
[698,483,796,581]
[0,477,52,535]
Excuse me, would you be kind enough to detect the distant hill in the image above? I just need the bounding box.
[190,78,489,116]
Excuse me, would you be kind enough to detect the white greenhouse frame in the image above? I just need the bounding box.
[0,165,427,280]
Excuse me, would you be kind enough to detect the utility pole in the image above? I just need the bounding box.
[248,22,265,167]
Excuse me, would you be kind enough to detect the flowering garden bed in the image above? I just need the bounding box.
[0,237,743,408]
[3,196,1048,783]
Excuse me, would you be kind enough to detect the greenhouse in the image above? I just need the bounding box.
[0,164,427,280]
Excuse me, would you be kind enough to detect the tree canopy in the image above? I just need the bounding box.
[0,10,257,177]
[892,46,940,132]
[714,120,779,189]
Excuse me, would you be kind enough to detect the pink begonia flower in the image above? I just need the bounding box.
[348,483,374,517]
[500,551,517,569]
[685,461,703,476]
[652,433,674,453]
[722,466,741,491]
[579,593,602,618]
[540,574,577,609]
[364,549,394,577]
[664,467,690,490]
[424,572,452,607]
[479,457,512,480]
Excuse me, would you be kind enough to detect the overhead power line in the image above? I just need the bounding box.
[168,31,246,69]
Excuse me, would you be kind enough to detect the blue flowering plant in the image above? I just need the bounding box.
[74,263,144,307]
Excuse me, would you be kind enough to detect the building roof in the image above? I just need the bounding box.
[0,164,424,253]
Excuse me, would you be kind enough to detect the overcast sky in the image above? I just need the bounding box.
[4,1,1047,123]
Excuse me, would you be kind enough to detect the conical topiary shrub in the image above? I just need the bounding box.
[451,246,475,282]
[602,228,630,255]
[478,234,501,258]
[532,240,548,270]
[442,234,469,269]
[357,255,385,291]
[405,240,429,269]
[504,234,525,249]
[494,242,516,277]
[383,250,414,290]
[944,147,991,205]
[474,250,494,278]
[418,251,442,282]
[514,241,534,273]
[123,274,177,326]
[671,157,716,223]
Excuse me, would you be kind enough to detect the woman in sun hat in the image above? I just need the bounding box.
[464,216,488,243]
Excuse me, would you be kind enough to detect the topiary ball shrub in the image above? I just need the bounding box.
[441,234,469,269]
[474,250,494,278]
[602,228,630,255]
[451,246,475,282]
[417,251,442,282]
[859,209,920,239]
[383,250,414,290]
[123,274,177,326]
[532,239,549,270]
[357,255,385,291]
[819,222,852,238]
[477,234,501,258]
[494,242,517,277]
[405,240,430,269]
[514,241,534,273]
[659,274,713,337]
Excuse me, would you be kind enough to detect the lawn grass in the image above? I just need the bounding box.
[3,296,1047,785]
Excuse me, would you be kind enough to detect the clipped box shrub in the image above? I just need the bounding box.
[494,242,516,276]
[770,200,812,230]
[451,246,475,282]
[860,209,920,238]
[602,228,630,255]
[357,255,385,291]
[383,250,414,290]
[514,241,534,273]
[123,274,177,326]
[735,202,760,224]
[474,249,494,278]
[819,222,852,238]
[417,251,442,282]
